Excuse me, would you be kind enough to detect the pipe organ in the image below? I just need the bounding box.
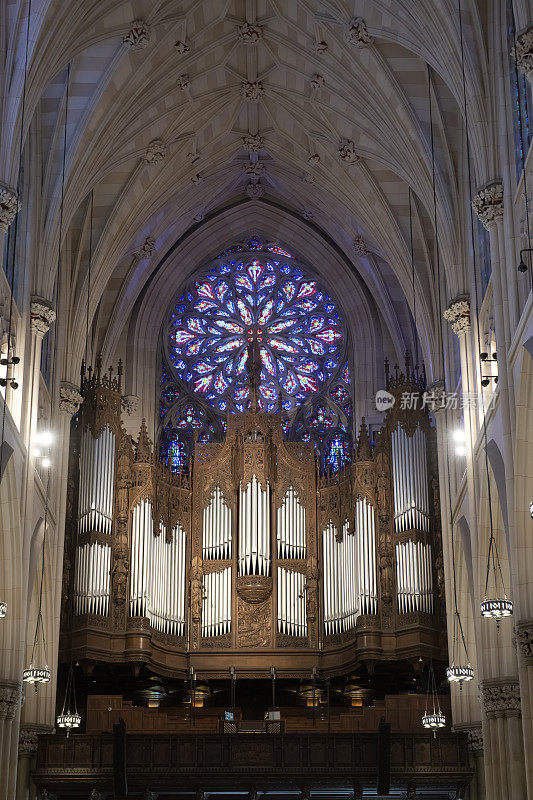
[202,487,232,560]
[277,487,306,559]
[129,499,187,634]
[277,568,307,637]
[62,355,446,678]
[238,476,270,576]
[202,567,232,637]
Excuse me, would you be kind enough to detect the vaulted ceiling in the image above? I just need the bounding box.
[0,0,497,386]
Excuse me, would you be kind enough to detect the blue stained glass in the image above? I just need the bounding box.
[327,435,350,472]
[168,242,344,415]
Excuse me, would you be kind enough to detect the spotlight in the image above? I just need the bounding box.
[455,446,466,457]
[32,448,41,458]
[453,429,466,443]
[529,500,533,519]
[41,458,51,469]
[0,601,6,618]
[35,431,53,447]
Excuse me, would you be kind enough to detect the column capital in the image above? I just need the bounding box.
[481,678,521,717]
[425,379,446,412]
[59,381,83,416]
[466,725,484,753]
[516,619,533,663]
[443,295,471,335]
[513,25,533,79]
[30,297,56,338]
[18,726,40,755]
[0,682,21,721]
[472,181,504,230]
[0,184,21,234]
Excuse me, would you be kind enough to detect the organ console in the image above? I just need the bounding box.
[61,354,446,680]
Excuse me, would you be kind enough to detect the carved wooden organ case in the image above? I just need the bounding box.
[61,360,447,679]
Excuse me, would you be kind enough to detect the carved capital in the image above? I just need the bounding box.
[0,185,21,233]
[424,380,446,413]
[59,382,83,416]
[18,726,40,755]
[242,133,264,152]
[345,17,373,47]
[0,683,21,720]
[443,296,470,336]
[466,726,483,753]
[123,20,150,50]
[238,22,262,44]
[30,298,56,338]
[121,394,140,416]
[241,81,264,102]
[516,619,533,661]
[144,140,166,164]
[481,679,520,716]
[472,181,504,229]
[513,25,533,78]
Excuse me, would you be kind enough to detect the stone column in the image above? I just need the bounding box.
[516,621,533,798]
[466,727,485,800]
[47,383,83,721]
[0,682,22,800]
[481,679,526,800]
[15,727,39,800]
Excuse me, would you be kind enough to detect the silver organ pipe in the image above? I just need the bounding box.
[73,542,111,616]
[276,567,306,636]
[391,422,433,614]
[395,540,433,613]
[73,424,116,616]
[391,423,429,532]
[277,487,306,559]
[77,424,115,535]
[355,498,377,615]
[201,567,232,637]
[202,486,232,560]
[322,522,359,634]
[238,475,270,576]
[129,499,187,634]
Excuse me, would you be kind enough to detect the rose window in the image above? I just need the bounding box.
[168,243,344,414]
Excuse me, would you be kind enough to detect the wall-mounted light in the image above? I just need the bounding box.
[530,500,533,519]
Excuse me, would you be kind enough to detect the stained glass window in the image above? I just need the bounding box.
[161,237,352,471]
[326,433,350,472]
[160,429,187,473]
[168,243,343,415]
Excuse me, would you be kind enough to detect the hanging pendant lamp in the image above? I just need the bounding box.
[56,661,81,734]
[422,662,445,734]
[23,610,51,686]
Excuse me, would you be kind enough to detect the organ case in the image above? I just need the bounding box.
[61,357,446,678]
